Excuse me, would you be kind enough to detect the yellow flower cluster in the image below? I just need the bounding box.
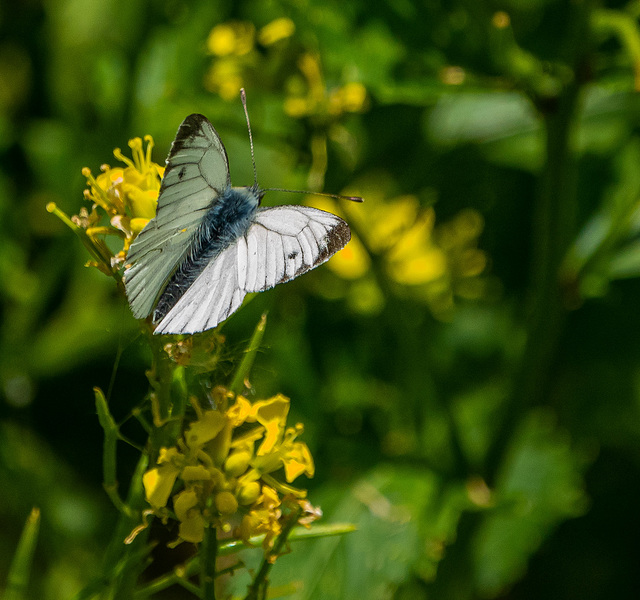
[48,136,162,277]
[284,53,367,119]
[142,391,318,550]
[205,18,296,100]
[310,193,487,318]
[80,136,162,261]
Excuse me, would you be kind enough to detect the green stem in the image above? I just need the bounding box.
[484,1,592,484]
[244,506,302,600]
[201,526,218,600]
[229,313,267,396]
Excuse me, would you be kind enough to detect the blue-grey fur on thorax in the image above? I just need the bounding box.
[153,185,262,322]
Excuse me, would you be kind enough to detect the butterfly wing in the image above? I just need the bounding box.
[154,205,350,334]
[124,114,231,319]
[240,205,351,292]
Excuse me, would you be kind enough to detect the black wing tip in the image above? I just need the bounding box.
[168,114,213,158]
[330,218,351,252]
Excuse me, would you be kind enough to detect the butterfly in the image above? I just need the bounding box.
[124,93,359,335]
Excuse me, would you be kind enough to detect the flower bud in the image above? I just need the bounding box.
[237,481,261,505]
[224,451,251,477]
[215,491,238,516]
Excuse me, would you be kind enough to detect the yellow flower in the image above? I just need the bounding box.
[143,447,183,509]
[50,134,163,277]
[238,485,282,550]
[258,18,295,46]
[306,186,487,318]
[206,22,255,57]
[140,392,317,551]
[204,59,245,101]
[328,82,367,114]
[248,394,290,455]
[174,489,207,543]
[284,53,367,121]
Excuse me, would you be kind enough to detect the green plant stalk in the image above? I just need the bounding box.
[95,388,137,517]
[102,454,151,599]
[133,523,356,597]
[244,506,302,600]
[146,330,185,451]
[484,1,592,484]
[201,526,218,600]
[592,8,640,88]
[229,313,267,395]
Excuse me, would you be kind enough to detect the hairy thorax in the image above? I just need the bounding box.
[153,186,260,322]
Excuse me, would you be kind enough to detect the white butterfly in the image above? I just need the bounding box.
[124,106,354,335]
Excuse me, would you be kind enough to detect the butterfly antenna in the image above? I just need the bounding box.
[240,88,259,189]
[262,187,364,203]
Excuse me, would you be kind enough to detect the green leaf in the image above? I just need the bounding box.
[471,409,590,596]
[4,508,40,600]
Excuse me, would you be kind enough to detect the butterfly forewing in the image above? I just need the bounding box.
[124,114,231,319]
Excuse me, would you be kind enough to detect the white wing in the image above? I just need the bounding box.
[153,241,246,335]
[154,205,350,334]
[240,206,351,292]
[124,114,231,319]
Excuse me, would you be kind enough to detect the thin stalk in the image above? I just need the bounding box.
[244,507,302,600]
[201,526,218,599]
[484,1,592,484]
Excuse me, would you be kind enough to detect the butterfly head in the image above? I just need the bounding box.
[250,183,265,206]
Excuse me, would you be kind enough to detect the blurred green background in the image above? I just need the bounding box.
[2,0,640,598]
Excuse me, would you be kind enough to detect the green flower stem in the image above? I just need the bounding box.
[201,526,218,600]
[229,313,267,395]
[46,202,124,293]
[94,388,137,517]
[75,453,151,600]
[244,506,302,600]
[592,8,640,88]
[484,0,593,486]
[146,330,184,450]
[134,524,356,597]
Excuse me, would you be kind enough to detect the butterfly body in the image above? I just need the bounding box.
[154,185,262,322]
[124,113,351,335]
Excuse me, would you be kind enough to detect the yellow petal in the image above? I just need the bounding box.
[328,234,370,279]
[250,394,290,425]
[178,513,206,543]
[283,442,315,482]
[257,420,281,456]
[186,410,227,448]
[143,463,180,509]
[227,396,252,426]
[258,17,295,45]
[130,217,150,234]
[181,465,213,481]
[126,187,158,219]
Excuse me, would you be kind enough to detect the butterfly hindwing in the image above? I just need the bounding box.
[124,114,230,319]
[153,205,350,334]
[153,241,246,335]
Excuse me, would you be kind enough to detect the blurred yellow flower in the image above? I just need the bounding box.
[258,18,295,46]
[308,189,487,319]
[140,391,317,549]
[205,58,246,101]
[284,53,367,119]
[206,22,255,57]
